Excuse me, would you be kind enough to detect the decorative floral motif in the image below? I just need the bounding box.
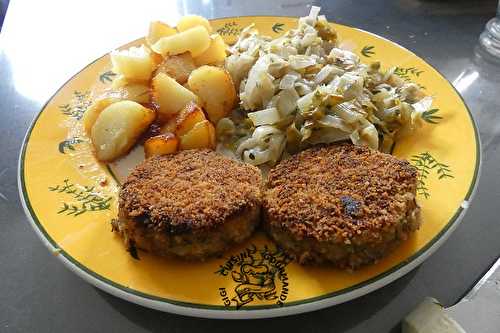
[49,179,112,216]
[99,70,117,84]
[272,23,285,33]
[394,66,425,89]
[58,137,83,154]
[411,152,454,199]
[59,91,92,120]
[394,66,424,80]
[361,45,375,57]
[216,21,243,36]
[421,108,443,124]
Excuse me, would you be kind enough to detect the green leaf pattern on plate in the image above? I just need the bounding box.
[394,66,424,80]
[49,179,112,217]
[411,152,454,199]
[99,70,117,84]
[394,66,426,89]
[421,109,443,124]
[361,45,375,57]
[272,23,285,33]
[59,91,92,120]
[216,22,243,36]
[58,137,83,154]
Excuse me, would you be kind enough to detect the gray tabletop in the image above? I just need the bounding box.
[2,0,500,332]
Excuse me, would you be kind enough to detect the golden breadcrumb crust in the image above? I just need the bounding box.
[264,144,418,242]
[119,149,262,235]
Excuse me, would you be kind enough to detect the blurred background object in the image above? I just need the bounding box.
[0,0,8,32]
[453,44,500,156]
[479,1,500,57]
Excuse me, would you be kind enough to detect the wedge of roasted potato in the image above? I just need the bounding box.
[175,102,206,137]
[187,66,236,123]
[91,100,155,162]
[151,26,210,57]
[111,46,154,81]
[179,120,216,150]
[176,15,212,33]
[83,91,126,134]
[155,52,196,84]
[144,133,179,158]
[146,21,177,46]
[152,72,199,121]
[193,34,227,66]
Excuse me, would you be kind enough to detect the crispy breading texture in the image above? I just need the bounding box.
[264,143,418,243]
[119,149,262,234]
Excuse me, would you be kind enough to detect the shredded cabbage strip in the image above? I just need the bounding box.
[219,6,432,166]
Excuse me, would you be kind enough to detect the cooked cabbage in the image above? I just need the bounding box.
[221,6,434,166]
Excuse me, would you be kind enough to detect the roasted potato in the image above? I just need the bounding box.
[144,133,179,158]
[160,117,177,134]
[152,72,199,121]
[146,21,177,46]
[155,52,196,84]
[193,34,227,66]
[119,83,150,104]
[110,75,129,89]
[149,50,164,67]
[91,100,155,162]
[111,74,150,89]
[179,120,216,150]
[175,102,206,137]
[176,15,212,33]
[151,26,210,57]
[111,46,154,81]
[83,92,125,134]
[187,66,236,123]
